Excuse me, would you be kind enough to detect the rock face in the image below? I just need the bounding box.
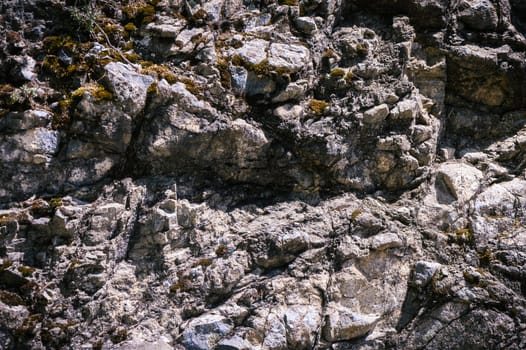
[0,0,525,349]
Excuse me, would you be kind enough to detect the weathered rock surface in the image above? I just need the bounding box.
[0,0,525,349]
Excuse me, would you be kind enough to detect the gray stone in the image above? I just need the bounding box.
[295,17,317,33]
[103,62,155,116]
[323,303,380,342]
[182,314,233,350]
[216,336,252,350]
[390,99,419,120]
[229,66,248,92]
[436,162,483,202]
[458,0,498,31]
[268,43,310,73]
[369,232,403,250]
[413,261,441,287]
[272,80,308,103]
[363,104,389,124]
[236,39,269,65]
[284,305,322,348]
[245,72,276,96]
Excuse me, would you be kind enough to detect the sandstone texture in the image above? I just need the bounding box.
[0,0,525,349]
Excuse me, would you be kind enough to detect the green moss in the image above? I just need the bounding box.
[231,54,244,67]
[0,213,22,225]
[351,209,362,221]
[344,70,354,83]
[188,8,209,26]
[232,54,291,77]
[448,227,474,245]
[43,35,77,53]
[147,82,159,95]
[455,227,471,236]
[217,58,232,89]
[141,64,178,84]
[71,84,113,101]
[123,1,157,25]
[330,68,345,78]
[191,33,209,47]
[179,76,204,97]
[478,249,493,267]
[279,0,299,5]
[14,314,42,338]
[124,22,137,32]
[308,99,330,115]
[49,197,63,210]
[250,58,272,76]
[0,260,13,271]
[110,328,128,344]
[17,266,35,277]
[355,43,369,57]
[463,270,488,288]
[0,290,25,306]
[322,48,335,59]
[169,277,192,293]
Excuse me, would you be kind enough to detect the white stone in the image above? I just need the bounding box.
[268,43,310,73]
[436,162,484,202]
[363,104,389,124]
[236,39,269,65]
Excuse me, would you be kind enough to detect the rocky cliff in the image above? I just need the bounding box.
[0,0,525,349]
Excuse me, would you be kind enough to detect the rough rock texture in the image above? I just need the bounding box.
[0,0,525,349]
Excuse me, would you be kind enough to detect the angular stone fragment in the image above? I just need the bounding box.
[182,314,233,350]
[436,162,483,202]
[363,104,389,124]
[323,303,380,342]
[236,39,269,65]
[103,62,155,116]
[295,16,317,33]
[369,232,403,250]
[268,43,310,73]
[413,261,441,287]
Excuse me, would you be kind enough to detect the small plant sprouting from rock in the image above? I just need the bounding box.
[169,277,193,294]
[478,249,493,267]
[351,209,362,221]
[109,327,128,344]
[17,266,36,277]
[448,227,474,245]
[322,48,335,59]
[192,258,213,268]
[215,244,228,257]
[70,3,99,33]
